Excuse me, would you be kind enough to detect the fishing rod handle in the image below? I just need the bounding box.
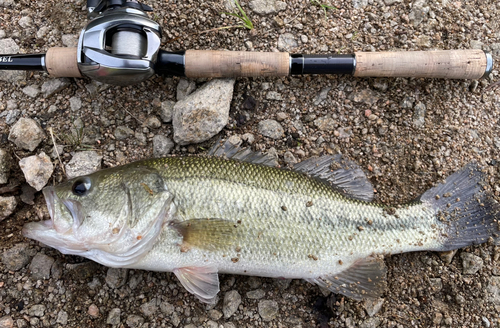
[178,49,491,80]
[353,49,492,79]
[45,48,82,78]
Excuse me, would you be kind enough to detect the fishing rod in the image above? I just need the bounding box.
[0,0,494,86]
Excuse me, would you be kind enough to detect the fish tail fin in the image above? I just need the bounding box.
[420,163,500,251]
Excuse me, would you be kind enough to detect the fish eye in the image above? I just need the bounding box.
[71,178,91,196]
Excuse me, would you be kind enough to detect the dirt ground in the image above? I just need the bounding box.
[1,0,500,327]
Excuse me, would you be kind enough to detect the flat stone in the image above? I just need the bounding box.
[28,304,46,317]
[0,148,11,184]
[352,89,379,105]
[41,78,70,98]
[19,152,54,191]
[363,298,384,317]
[277,33,298,52]
[29,253,55,280]
[159,100,175,123]
[22,85,40,98]
[114,125,134,140]
[126,315,144,328]
[258,300,279,321]
[0,196,16,222]
[8,118,46,151]
[144,116,162,129]
[106,268,129,289]
[88,304,99,318]
[177,78,196,101]
[313,87,331,106]
[1,243,32,271]
[106,308,121,325]
[56,310,68,325]
[412,102,427,129]
[223,290,241,319]
[314,116,336,132]
[246,289,266,299]
[173,79,235,145]
[208,309,223,321]
[257,119,284,139]
[140,298,158,317]
[61,34,78,47]
[0,316,13,328]
[69,96,82,111]
[461,252,483,274]
[153,135,174,158]
[249,0,286,14]
[65,151,102,179]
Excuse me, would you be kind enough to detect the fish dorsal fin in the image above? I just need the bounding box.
[305,256,387,301]
[294,155,374,202]
[208,139,278,167]
[173,266,220,304]
[170,218,236,252]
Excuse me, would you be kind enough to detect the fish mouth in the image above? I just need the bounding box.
[22,186,57,240]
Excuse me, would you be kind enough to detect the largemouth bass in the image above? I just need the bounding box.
[23,142,499,303]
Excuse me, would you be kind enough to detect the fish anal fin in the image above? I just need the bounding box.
[170,219,236,251]
[306,256,387,301]
[173,266,220,304]
[294,154,374,202]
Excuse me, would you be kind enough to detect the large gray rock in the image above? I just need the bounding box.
[19,152,54,191]
[8,118,46,151]
[0,38,25,82]
[249,0,286,14]
[173,79,235,145]
[0,148,11,184]
[65,151,102,179]
[0,196,16,222]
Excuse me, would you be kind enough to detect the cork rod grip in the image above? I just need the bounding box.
[185,50,290,78]
[354,50,488,79]
[46,47,82,78]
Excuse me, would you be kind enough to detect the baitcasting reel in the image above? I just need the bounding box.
[77,0,162,86]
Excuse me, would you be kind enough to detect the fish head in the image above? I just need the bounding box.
[23,165,175,267]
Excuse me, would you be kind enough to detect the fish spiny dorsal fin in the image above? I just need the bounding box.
[305,255,387,301]
[208,139,278,167]
[294,154,374,202]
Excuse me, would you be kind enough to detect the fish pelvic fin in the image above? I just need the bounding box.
[420,162,500,251]
[173,266,220,304]
[294,154,374,202]
[306,255,387,301]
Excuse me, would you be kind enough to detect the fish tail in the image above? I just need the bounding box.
[420,163,500,251]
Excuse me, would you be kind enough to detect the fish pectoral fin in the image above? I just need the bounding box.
[173,266,220,304]
[306,255,387,301]
[293,154,374,202]
[170,219,236,251]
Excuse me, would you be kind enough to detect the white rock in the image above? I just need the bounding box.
[19,153,54,191]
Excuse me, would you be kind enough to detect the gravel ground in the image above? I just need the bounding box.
[1,0,500,327]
